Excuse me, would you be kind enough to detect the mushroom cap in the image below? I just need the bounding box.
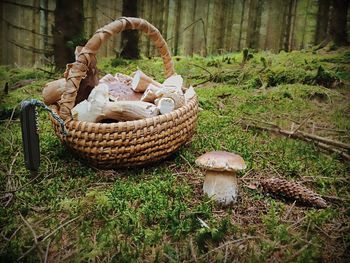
[99,74,142,101]
[195,151,246,172]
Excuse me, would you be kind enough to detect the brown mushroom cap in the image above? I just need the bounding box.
[195,151,246,172]
[99,74,142,101]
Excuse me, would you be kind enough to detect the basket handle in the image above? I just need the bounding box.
[59,17,175,121]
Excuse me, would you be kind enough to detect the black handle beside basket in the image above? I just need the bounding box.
[20,100,40,172]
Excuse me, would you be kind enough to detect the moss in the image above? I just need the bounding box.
[314,65,341,88]
[0,49,349,262]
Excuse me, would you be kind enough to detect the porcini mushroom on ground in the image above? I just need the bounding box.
[195,151,246,205]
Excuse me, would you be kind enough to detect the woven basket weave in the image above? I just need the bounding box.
[49,17,198,168]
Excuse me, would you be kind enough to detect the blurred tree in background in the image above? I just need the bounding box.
[0,0,349,67]
[53,0,84,69]
[120,0,140,59]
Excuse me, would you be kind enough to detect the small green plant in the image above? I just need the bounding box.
[0,48,349,262]
[111,57,129,67]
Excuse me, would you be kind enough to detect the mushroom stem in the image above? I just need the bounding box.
[104,100,159,121]
[131,70,162,92]
[71,84,159,122]
[203,170,238,204]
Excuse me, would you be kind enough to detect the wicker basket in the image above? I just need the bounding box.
[48,17,198,168]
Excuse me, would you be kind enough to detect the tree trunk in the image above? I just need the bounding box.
[0,0,3,64]
[288,0,298,51]
[246,0,263,49]
[162,0,169,40]
[120,0,140,59]
[265,0,284,51]
[90,0,97,37]
[213,0,226,53]
[224,0,235,52]
[190,0,197,55]
[41,0,50,57]
[237,0,246,50]
[53,0,84,69]
[300,0,311,49]
[282,0,296,51]
[329,0,349,46]
[279,1,289,51]
[173,0,182,56]
[32,0,40,65]
[315,0,331,44]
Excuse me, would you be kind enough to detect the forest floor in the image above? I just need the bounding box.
[0,48,349,262]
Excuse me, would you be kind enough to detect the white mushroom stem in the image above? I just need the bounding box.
[156,97,175,114]
[196,151,246,205]
[140,84,160,102]
[131,70,162,92]
[42,78,66,105]
[203,170,238,205]
[184,86,196,104]
[155,86,185,109]
[163,74,183,92]
[105,101,159,121]
[142,83,185,110]
[72,84,159,122]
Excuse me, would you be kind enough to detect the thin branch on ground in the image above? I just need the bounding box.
[179,154,198,175]
[18,216,80,261]
[5,106,18,129]
[188,63,213,79]
[241,118,350,160]
[20,212,44,260]
[189,63,214,87]
[291,113,314,134]
[193,236,257,262]
[44,239,51,263]
[189,237,198,263]
[7,151,20,177]
[1,172,41,195]
[283,201,296,221]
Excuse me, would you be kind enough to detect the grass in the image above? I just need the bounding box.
[0,48,350,262]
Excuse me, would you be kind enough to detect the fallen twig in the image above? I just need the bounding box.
[192,236,257,262]
[312,141,350,160]
[17,216,80,261]
[189,237,198,263]
[283,201,296,221]
[241,118,350,160]
[291,113,314,134]
[5,106,18,129]
[20,212,44,260]
[7,151,19,176]
[1,171,41,195]
[10,79,35,91]
[287,243,310,262]
[44,239,51,263]
[189,63,213,87]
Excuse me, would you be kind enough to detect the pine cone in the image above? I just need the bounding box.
[261,178,327,208]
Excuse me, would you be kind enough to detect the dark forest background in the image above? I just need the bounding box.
[1,0,349,68]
